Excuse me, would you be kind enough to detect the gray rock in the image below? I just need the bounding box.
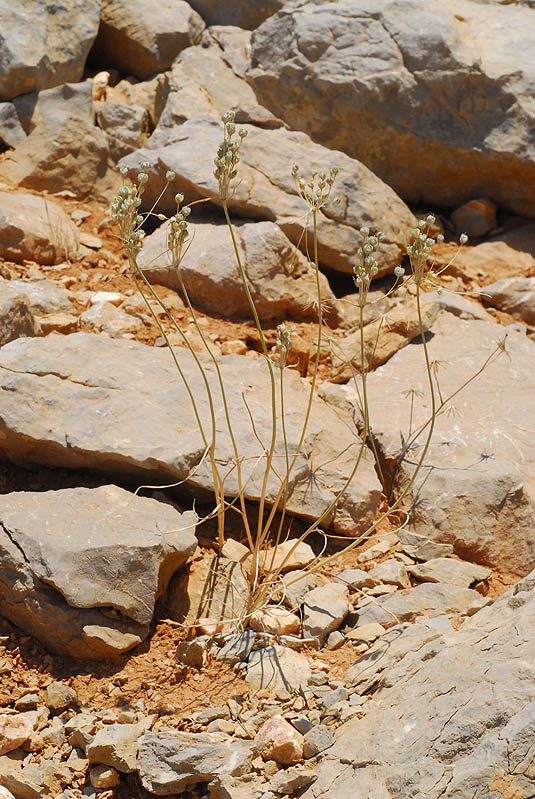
[0,103,26,148]
[318,687,348,711]
[425,290,494,322]
[305,570,535,798]
[216,631,256,664]
[363,312,535,575]
[80,301,143,337]
[408,558,491,588]
[268,766,317,795]
[278,570,322,611]
[246,646,311,698]
[95,102,149,162]
[138,218,342,324]
[0,332,381,538]
[0,485,197,659]
[188,0,286,29]
[137,730,259,794]
[399,532,455,561]
[5,279,74,314]
[45,682,78,713]
[121,113,416,276]
[482,276,535,325]
[0,1,100,101]
[302,583,351,644]
[92,0,205,80]
[348,583,490,630]
[334,568,377,591]
[0,193,79,265]
[65,714,97,752]
[2,83,109,198]
[249,0,535,218]
[302,726,333,759]
[87,720,149,773]
[369,559,411,589]
[0,284,37,346]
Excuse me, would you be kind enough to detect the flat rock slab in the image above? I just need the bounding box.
[408,557,491,588]
[0,193,79,265]
[0,332,381,537]
[246,645,312,699]
[361,312,535,576]
[137,731,259,794]
[304,570,535,798]
[121,112,415,275]
[0,485,197,659]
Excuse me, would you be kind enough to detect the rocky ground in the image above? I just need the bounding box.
[1,0,535,798]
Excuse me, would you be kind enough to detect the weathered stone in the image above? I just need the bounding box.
[87,720,148,773]
[0,103,26,148]
[216,631,256,664]
[0,194,79,265]
[362,312,535,575]
[92,0,205,80]
[334,568,377,591]
[108,74,170,128]
[5,279,74,314]
[89,765,120,789]
[0,285,37,346]
[451,198,497,237]
[277,569,322,611]
[408,558,491,588]
[45,682,78,713]
[345,622,386,644]
[138,218,341,324]
[37,313,78,335]
[369,559,411,589]
[349,583,490,630]
[249,607,301,636]
[95,102,149,162]
[425,290,494,322]
[441,235,535,282]
[80,301,143,336]
[0,333,381,538]
[188,0,286,29]
[302,726,333,759]
[121,113,416,276]
[358,539,396,563]
[0,715,33,756]
[257,715,303,765]
[482,276,535,325]
[3,83,109,199]
[0,485,197,659]
[65,714,97,752]
[262,541,316,575]
[329,298,439,381]
[302,583,351,644]
[137,730,259,794]
[176,637,207,669]
[399,533,454,562]
[306,570,535,798]
[246,646,311,698]
[0,1,100,101]
[249,0,535,218]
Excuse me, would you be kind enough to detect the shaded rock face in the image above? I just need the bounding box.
[0,285,37,346]
[187,0,286,30]
[0,485,197,659]
[0,193,79,265]
[121,113,416,276]
[0,332,381,537]
[482,277,535,325]
[0,0,100,101]
[138,218,342,324]
[248,0,535,217]
[92,0,205,80]
[304,570,535,798]
[361,312,535,576]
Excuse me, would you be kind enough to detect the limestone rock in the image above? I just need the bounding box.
[95,102,149,162]
[0,485,197,658]
[89,765,120,789]
[451,198,497,237]
[120,113,416,276]
[4,279,74,314]
[249,607,301,636]
[137,731,259,793]
[3,83,109,199]
[92,0,205,80]
[424,289,494,322]
[0,103,26,148]
[362,312,535,575]
[80,301,143,336]
[302,583,351,644]
[302,725,333,759]
[45,682,78,713]
[249,0,535,217]
[0,193,79,265]
[369,559,411,589]
[246,646,311,698]
[408,558,492,588]
[188,0,286,29]
[482,276,535,325]
[0,0,100,101]
[87,720,149,773]
[0,715,33,756]
[0,284,37,346]
[138,218,342,324]
[256,715,303,765]
[0,332,382,538]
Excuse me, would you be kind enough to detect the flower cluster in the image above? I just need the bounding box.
[214,111,248,201]
[111,163,152,263]
[168,193,191,268]
[353,226,385,290]
[291,164,339,211]
[276,323,295,368]
[406,214,444,285]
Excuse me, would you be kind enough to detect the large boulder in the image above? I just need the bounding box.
[138,218,342,324]
[0,332,382,537]
[359,312,535,576]
[91,0,205,80]
[302,569,535,798]
[121,113,416,275]
[248,0,535,218]
[0,192,79,265]
[0,485,197,659]
[2,84,109,198]
[187,0,286,29]
[0,0,100,101]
